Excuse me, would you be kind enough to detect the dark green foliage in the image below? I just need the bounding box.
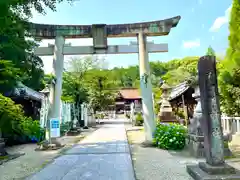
[0,93,43,143]
[20,118,44,142]
[0,6,44,92]
[219,67,240,115]
[0,93,25,135]
[153,123,187,150]
[218,0,240,116]
[135,113,144,126]
[161,57,199,86]
[0,0,74,93]
[0,60,20,94]
[0,0,75,145]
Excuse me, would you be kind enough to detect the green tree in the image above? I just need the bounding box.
[62,56,97,104]
[219,0,240,116]
[85,71,115,112]
[0,0,74,154]
[0,0,74,93]
[0,60,20,94]
[206,46,216,56]
[161,57,199,86]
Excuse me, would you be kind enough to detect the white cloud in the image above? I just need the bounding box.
[210,5,232,32]
[182,39,200,49]
[198,0,203,5]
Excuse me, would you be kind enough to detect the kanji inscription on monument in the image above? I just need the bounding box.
[186,56,240,180]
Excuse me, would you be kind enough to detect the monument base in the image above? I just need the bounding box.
[187,135,205,158]
[187,134,232,158]
[187,162,240,180]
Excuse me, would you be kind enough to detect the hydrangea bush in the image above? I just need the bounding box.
[153,123,187,150]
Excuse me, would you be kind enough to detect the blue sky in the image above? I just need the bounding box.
[31,0,232,73]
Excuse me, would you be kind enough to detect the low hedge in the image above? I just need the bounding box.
[153,123,187,150]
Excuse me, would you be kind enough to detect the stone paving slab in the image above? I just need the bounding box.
[65,141,129,154]
[27,153,135,180]
[26,120,135,180]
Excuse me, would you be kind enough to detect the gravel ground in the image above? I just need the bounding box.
[0,127,97,180]
[126,126,240,180]
[127,128,195,180]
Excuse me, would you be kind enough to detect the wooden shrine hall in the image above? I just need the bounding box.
[168,81,197,120]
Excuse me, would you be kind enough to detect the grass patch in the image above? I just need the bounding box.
[127,129,145,145]
[0,156,8,160]
[225,155,237,159]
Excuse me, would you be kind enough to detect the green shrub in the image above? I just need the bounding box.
[135,113,144,126]
[0,93,44,143]
[153,123,187,150]
[0,93,25,135]
[20,118,44,141]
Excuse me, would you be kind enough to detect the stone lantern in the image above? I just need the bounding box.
[188,83,205,157]
[158,83,175,123]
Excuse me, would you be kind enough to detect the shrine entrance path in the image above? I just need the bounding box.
[27,118,135,180]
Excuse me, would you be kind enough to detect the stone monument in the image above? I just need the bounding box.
[186,56,240,179]
[158,83,176,123]
[187,80,232,158]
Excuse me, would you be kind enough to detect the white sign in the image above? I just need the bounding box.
[50,118,60,138]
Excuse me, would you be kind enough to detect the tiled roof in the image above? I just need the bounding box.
[169,81,190,101]
[119,88,141,99]
[9,82,44,101]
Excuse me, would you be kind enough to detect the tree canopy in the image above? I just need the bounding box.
[218,0,240,116]
[0,0,74,93]
[206,46,216,56]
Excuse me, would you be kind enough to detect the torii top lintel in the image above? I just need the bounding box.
[30,16,180,39]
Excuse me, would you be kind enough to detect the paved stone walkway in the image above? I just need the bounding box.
[27,119,135,180]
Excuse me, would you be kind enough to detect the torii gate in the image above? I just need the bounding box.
[30,16,181,142]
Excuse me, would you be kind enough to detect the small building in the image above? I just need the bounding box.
[115,88,141,113]
[5,82,44,120]
[168,81,197,120]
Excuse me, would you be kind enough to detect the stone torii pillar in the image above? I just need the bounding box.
[138,32,156,143]
[49,36,65,121]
